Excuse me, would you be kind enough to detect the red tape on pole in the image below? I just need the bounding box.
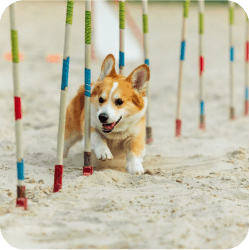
[200,56,204,76]
[53,165,63,192]
[246,42,249,62]
[175,119,182,137]
[14,96,22,120]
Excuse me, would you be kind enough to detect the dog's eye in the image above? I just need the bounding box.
[115,98,123,106]
[99,97,105,103]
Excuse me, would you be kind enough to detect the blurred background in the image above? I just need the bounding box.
[0,0,247,151]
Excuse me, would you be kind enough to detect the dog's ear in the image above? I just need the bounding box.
[98,54,117,81]
[126,64,150,93]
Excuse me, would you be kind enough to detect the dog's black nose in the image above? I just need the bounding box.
[99,113,109,123]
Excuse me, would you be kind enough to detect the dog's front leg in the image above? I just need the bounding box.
[91,131,113,161]
[126,132,145,175]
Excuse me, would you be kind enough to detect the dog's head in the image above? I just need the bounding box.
[91,54,150,134]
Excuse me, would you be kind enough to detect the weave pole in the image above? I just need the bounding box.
[113,0,143,46]
[198,0,205,129]
[83,0,93,176]
[245,14,249,115]
[53,0,74,192]
[119,0,125,75]
[229,1,235,120]
[142,0,153,144]
[9,3,27,210]
[175,0,190,137]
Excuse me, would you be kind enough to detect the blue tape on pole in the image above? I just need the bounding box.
[85,68,91,85]
[85,90,91,97]
[230,47,234,62]
[119,51,125,68]
[245,87,249,100]
[61,57,70,90]
[17,159,25,180]
[85,84,91,91]
[145,59,150,66]
[200,100,205,115]
[180,40,186,61]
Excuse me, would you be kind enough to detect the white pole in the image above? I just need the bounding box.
[176,0,190,137]
[142,0,152,144]
[53,0,74,192]
[83,0,93,176]
[119,0,125,75]
[10,3,27,209]
[229,1,235,120]
[198,0,205,130]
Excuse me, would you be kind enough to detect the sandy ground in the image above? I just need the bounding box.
[0,1,249,249]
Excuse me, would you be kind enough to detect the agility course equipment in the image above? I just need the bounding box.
[229,1,235,120]
[83,0,93,176]
[175,0,190,137]
[198,0,205,129]
[119,0,125,74]
[53,0,74,193]
[142,0,152,144]
[245,14,249,116]
[9,3,28,210]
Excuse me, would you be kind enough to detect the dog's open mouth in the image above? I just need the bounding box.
[102,116,122,133]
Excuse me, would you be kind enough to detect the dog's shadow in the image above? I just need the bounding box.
[63,152,168,176]
[64,150,127,173]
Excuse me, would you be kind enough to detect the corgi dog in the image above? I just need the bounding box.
[63,54,150,174]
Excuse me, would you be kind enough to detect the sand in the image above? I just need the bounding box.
[0,1,249,249]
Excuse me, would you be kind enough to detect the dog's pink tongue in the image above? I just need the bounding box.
[104,122,116,130]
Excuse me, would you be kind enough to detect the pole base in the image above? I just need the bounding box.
[83,152,93,176]
[175,119,182,137]
[17,185,26,198]
[245,101,249,116]
[230,107,236,120]
[16,186,27,210]
[199,115,205,130]
[16,197,28,210]
[83,166,93,176]
[146,127,153,144]
[53,165,63,193]
[199,123,205,130]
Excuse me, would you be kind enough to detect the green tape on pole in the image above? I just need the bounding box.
[11,30,19,63]
[119,2,125,29]
[229,7,234,25]
[199,13,204,34]
[66,1,74,25]
[183,0,190,18]
[143,14,148,34]
[85,11,91,45]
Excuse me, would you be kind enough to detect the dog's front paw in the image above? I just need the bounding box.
[94,144,113,161]
[126,157,144,175]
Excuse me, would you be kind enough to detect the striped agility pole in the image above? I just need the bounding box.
[119,0,125,75]
[83,0,93,176]
[229,1,235,120]
[9,3,27,210]
[53,0,74,192]
[142,0,153,144]
[245,14,249,115]
[199,0,205,130]
[175,0,190,137]
[113,0,143,46]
